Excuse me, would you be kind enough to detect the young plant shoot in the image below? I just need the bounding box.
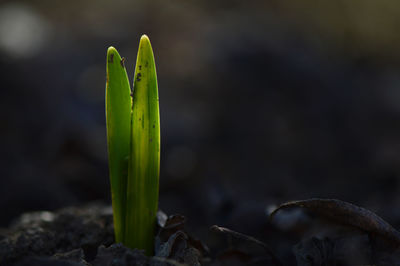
[106,47,131,244]
[106,35,160,255]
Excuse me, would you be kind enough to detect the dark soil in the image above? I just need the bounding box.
[2,199,400,266]
[0,203,207,266]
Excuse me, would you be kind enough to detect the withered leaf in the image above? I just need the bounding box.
[154,214,207,266]
[156,231,188,259]
[270,198,400,244]
[163,215,186,231]
[156,214,187,247]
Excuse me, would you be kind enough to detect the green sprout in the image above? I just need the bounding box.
[106,35,160,255]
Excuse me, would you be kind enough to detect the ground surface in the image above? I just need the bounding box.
[2,200,400,266]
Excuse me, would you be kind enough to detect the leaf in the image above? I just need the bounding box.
[154,214,208,266]
[105,47,132,243]
[270,198,400,244]
[125,35,160,255]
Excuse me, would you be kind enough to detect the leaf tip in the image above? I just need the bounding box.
[139,34,152,51]
[107,46,117,54]
[107,46,119,63]
[140,34,150,43]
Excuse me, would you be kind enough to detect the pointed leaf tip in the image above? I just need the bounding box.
[139,35,152,50]
[140,34,150,42]
[107,46,121,64]
[107,46,116,53]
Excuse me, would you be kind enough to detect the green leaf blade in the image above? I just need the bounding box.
[125,35,160,255]
[106,46,132,243]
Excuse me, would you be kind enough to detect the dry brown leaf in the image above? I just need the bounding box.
[270,198,400,244]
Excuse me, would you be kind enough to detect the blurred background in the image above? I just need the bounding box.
[1,0,400,234]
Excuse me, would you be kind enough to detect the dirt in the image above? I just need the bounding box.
[0,203,205,266]
[2,199,400,266]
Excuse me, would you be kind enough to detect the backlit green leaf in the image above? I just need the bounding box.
[105,47,132,243]
[125,35,160,255]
